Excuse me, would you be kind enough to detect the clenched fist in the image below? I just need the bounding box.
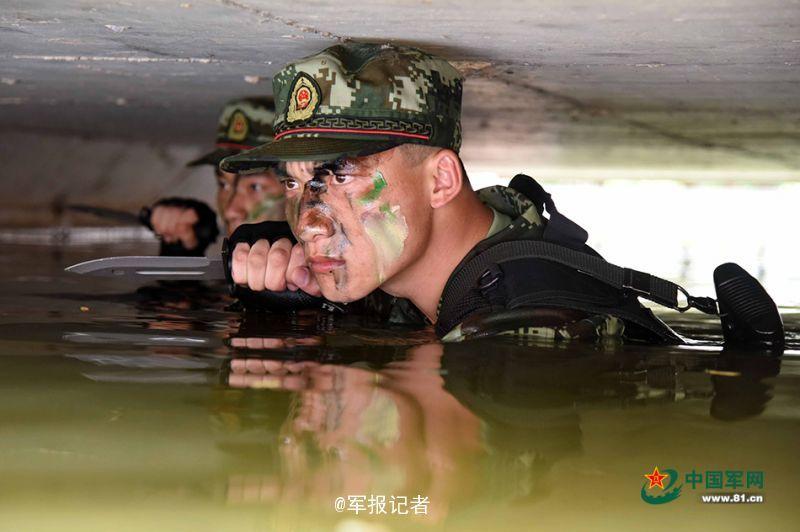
[150,204,200,250]
[231,238,321,296]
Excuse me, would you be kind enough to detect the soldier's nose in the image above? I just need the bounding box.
[224,197,247,222]
[306,178,327,195]
[297,208,335,242]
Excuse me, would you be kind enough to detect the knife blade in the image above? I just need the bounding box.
[65,235,336,312]
[66,204,151,226]
[65,255,225,280]
[63,330,219,347]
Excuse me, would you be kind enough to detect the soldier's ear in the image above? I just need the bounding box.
[429,149,464,209]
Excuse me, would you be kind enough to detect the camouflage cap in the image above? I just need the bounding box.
[220,43,463,172]
[187,96,276,168]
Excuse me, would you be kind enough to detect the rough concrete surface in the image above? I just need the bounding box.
[0,0,798,221]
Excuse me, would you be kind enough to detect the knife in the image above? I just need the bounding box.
[65,255,225,280]
[65,229,339,312]
[66,204,152,226]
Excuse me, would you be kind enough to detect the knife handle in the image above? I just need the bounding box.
[221,221,334,312]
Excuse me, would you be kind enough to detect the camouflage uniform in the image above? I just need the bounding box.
[187,96,276,168]
[222,43,629,340]
[441,184,627,343]
[217,44,695,344]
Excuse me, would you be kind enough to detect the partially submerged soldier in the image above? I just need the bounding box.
[148,97,286,255]
[135,94,422,321]
[221,43,784,349]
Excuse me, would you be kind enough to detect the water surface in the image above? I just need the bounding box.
[0,242,798,531]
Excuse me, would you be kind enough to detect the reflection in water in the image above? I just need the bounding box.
[224,343,483,521]
[218,319,787,522]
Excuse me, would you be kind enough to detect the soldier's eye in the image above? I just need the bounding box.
[283,179,299,191]
[332,174,352,185]
[217,180,231,191]
[248,182,264,193]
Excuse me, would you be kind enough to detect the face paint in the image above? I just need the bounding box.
[359,171,388,205]
[293,176,333,241]
[294,176,354,291]
[287,159,411,301]
[286,196,301,235]
[363,203,408,283]
[218,171,287,233]
[358,171,408,283]
[245,194,286,222]
[322,211,352,291]
[330,223,351,291]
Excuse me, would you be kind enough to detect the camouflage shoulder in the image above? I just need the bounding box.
[442,311,625,344]
[476,184,543,226]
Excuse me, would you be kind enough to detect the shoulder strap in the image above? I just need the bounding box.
[503,175,717,314]
[438,239,718,335]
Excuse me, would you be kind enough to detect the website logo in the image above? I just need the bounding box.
[640,466,765,505]
[641,466,683,505]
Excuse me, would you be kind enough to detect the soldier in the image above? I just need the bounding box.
[149,97,286,255]
[221,43,783,348]
[137,94,423,322]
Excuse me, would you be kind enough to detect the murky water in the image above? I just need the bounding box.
[0,242,798,531]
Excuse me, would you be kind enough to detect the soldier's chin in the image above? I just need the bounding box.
[317,278,374,303]
[226,218,245,234]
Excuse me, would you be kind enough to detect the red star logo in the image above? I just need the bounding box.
[644,466,669,489]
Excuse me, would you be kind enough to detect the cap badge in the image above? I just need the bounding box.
[227,111,249,142]
[287,73,321,123]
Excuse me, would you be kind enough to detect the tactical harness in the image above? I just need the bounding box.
[435,175,719,342]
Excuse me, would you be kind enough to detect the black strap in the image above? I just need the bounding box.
[509,174,589,249]
[439,239,718,326]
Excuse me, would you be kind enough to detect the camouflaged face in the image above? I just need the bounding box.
[216,96,276,148]
[271,43,464,151]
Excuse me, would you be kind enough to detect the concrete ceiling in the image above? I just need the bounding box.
[1,0,799,176]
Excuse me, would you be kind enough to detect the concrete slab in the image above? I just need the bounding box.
[0,0,798,217]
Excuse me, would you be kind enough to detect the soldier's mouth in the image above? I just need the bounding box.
[307,255,346,273]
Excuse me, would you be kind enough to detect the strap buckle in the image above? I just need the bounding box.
[676,286,718,315]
